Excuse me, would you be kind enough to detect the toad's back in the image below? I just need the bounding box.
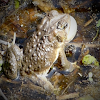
[21,30,60,76]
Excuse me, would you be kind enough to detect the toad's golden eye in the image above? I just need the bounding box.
[57,22,68,30]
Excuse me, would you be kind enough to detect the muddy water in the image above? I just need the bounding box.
[0,0,100,100]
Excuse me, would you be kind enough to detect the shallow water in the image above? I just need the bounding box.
[0,0,100,100]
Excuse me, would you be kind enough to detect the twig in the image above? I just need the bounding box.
[74,0,93,9]
[76,44,89,65]
[56,92,79,100]
[0,39,8,45]
[61,80,74,95]
[67,43,100,48]
[93,29,99,41]
[84,18,93,27]
[0,88,8,100]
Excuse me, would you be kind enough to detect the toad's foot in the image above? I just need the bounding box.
[56,62,80,75]
[29,75,55,93]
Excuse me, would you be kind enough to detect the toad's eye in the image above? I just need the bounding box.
[57,22,68,30]
[57,21,61,29]
[63,23,68,29]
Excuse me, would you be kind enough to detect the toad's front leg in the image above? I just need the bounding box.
[56,48,75,74]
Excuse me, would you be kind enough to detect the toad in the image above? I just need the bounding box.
[2,10,77,91]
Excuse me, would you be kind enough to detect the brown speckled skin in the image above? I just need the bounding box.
[21,10,71,76]
[3,10,75,79]
[3,44,23,79]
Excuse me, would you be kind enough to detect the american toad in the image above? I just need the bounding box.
[3,10,77,91]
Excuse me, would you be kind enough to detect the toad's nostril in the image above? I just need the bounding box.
[56,36,63,42]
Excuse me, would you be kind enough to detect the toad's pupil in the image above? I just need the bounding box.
[63,23,68,29]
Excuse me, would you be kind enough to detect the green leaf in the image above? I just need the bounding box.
[15,0,19,9]
[82,54,99,67]
[0,60,3,67]
[96,19,100,27]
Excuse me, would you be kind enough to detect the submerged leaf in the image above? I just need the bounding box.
[77,95,94,100]
[0,62,2,67]
[82,54,99,67]
[0,64,2,73]
[96,19,100,27]
[0,58,3,72]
